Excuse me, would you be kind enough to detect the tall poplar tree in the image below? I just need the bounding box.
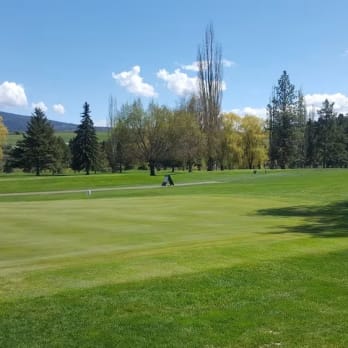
[197,23,223,171]
[71,102,98,175]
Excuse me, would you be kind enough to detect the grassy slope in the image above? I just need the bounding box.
[5,131,108,146]
[0,169,348,347]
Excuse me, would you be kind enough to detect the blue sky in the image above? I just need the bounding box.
[1,0,348,125]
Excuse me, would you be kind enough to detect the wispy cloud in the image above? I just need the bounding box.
[94,119,107,127]
[230,107,267,118]
[181,58,235,72]
[0,81,28,107]
[181,62,200,72]
[112,66,157,98]
[53,104,65,115]
[32,101,48,112]
[222,59,236,68]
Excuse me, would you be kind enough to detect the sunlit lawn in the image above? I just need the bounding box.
[0,169,348,347]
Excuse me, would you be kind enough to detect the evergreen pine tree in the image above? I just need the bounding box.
[293,90,307,167]
[71,102,98,175]
[18,108,55,175]
[267,71,305,168]
[316,99,338,168]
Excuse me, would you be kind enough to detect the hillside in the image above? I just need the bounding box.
[0,111,107,132]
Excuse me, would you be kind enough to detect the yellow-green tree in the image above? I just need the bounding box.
[0,116,8,162]
[222,113,268,169]
[240,115,268,169]
[221,113,243,168]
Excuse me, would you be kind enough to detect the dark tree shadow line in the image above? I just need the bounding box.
[257,200,348,238]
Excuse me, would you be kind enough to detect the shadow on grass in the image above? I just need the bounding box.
[257,200,348,238]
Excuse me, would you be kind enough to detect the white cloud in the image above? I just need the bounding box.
[222,59,235,68]
[53,104,65,115]
[230,107,267,118]
[305,93,348,115]
[157,68,199,96]
[94,119,107,127]
[342,49,348,57]
[32,101,48,112]
[112,65,157,97]
[229,93,348,121]
[181,62,200,72]
[0,81,28,107]
[158,68,227,96]
[182,59,235,72]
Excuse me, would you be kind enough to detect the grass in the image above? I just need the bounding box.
[1,169,348,346]
[6,130,108,146]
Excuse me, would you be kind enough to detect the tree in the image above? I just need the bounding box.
[304,117,318,167]
[0,116,8,164]
[197,23,223,171]
[105,96,119,172]
[316,99,338,168]
[71,102,98,175]
[335,114,348,167]
[170,105,205,172]
[11,108,56,175]
[221,113,243,168]
[50,136,70,174]
[267,71,305,168]
[105,101,133,173]
[127,100,171,176]
[293,90,307,167]
[240,115,268,169]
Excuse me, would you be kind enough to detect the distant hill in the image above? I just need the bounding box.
[0,111,108,133]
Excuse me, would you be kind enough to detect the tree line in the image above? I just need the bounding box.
[1,73,348,175]
[268,70,348,168]
[1,99,268,176]
[1,24,348,175]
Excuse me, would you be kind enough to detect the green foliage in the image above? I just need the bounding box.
[8,108,57,175]
[126,100,172,176]
[268,71,306,168]
[0,116,8,163]
[221,113,268,169]
[70,102,99,175]
[304,100,348,167]
[105,102,134,173]
[169,103,205,172]
[50,136,71,174]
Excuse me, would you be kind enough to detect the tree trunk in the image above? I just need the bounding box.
[207,157,214,171]
[149,161,156,176]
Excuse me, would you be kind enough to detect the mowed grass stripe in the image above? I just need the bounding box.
[1,169,348,346]
[0,180,220,197]
[1,250,348,347]
[1,194,347,301]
